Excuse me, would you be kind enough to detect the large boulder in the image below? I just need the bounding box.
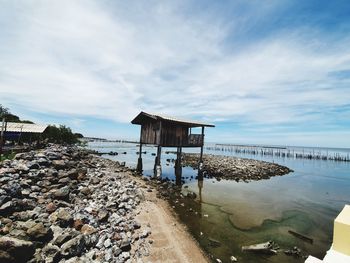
[26,222,53,242]
[0,236,35,263]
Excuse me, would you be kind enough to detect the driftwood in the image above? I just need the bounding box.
[288,230,313,244]
[242,241,278,254]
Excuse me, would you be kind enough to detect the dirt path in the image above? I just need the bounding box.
[134,177,209,263]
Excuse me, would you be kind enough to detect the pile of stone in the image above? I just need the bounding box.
[182,153,293,181]
[0,144,150,263]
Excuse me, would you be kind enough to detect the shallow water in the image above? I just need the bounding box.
[88,142,350,262]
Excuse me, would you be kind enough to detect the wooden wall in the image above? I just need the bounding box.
[140,120,202,147]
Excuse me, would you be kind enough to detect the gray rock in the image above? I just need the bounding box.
[0,236,35,263]
[52,228,79,247]
[26,222,53,242]
[61,235,85,258]
[120,238,131,252]
[104,238,112,248]
[42,244,60,263]
[52,186,70,201]
[97,209,109,222]
[49,208,73,227]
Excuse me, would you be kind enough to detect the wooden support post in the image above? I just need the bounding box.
[175,146,182,185]
[154,145,162,177]
[199,126,205,170]
[0,118,5,160]
[136,126,143,173]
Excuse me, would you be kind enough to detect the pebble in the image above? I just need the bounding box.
[0,144,152,263]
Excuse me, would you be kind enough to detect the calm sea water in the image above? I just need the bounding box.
[88,141,350,263]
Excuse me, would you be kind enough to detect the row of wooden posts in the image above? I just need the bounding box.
[207,144,350,162]
[137,144,204,177]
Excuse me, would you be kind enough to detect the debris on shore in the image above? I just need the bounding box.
[242,240,279,255]
[0,144,150,263]
[182,153,293,181]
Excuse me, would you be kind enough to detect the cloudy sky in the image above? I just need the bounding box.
[1,0,350,147]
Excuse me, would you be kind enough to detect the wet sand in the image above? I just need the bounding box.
[133,176,209,263]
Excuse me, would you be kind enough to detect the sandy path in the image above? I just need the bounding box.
[134,178,209,263]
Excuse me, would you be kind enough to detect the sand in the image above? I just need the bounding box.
[133,176,209,263]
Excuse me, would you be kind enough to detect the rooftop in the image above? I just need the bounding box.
[4,122,48,133]
[131,111,215,128]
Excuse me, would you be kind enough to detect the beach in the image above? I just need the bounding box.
[0,144,207,263]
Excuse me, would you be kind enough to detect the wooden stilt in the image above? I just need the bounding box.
[136,126,143,173]
[199,126,205,170]
[0,118,5,160]
[175,146,182,185]
[154,145,162,177]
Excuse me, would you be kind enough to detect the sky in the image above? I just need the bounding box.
[1,0,350,148]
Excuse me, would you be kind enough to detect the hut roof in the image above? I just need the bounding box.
[131,111,215,127]
[4,122,48,133]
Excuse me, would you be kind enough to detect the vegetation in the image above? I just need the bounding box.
[0,104,83,145]
[42,125,80,144]
[0,152,15,162]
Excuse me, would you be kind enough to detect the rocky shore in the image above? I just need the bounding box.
[182,153,293,181]
[0,145,152,263]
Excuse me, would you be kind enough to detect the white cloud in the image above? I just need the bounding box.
[0,0,349,134]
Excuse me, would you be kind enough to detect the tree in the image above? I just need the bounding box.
[42,125,80,144]
[0,104,23,122]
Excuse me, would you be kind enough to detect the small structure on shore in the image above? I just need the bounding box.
[0,121,48,157]
[131,111,214,176]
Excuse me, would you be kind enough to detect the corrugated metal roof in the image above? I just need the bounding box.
[131,111,215,127]
[4,122,48,133]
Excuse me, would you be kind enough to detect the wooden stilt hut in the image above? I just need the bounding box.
[131,111,215,176]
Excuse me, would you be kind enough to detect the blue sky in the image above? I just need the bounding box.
[1,0,350,147]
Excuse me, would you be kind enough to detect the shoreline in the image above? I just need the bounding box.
[0,144,208,263]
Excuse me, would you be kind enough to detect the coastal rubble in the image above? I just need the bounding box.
[182,153,293,181]
[0,144,151,263]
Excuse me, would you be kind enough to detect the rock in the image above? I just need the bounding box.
[120,239,131,251]
[52,160,66,169]
[0,236,35,263]
[0,201,14,216]
[49,208,73,227]
[41,244,60,263]
[52,228,79,247]
[97,209,108,222]
[26,222,53,242]
[46,202,57,214]
[133,221,141,230]
[29,162,40,170]
[73,219,84,231]
[37,158,50,167]
[186,192,197,199]
[120,251,130,260]
[80,224,97,235]
[230,255,238,262]
[104,248,113,261]
[103,238,111,248]
[52,186,70,201]
[79,187,91,196]
[61,235,85,258]
[5,182,22,198]
[66,169,78,180]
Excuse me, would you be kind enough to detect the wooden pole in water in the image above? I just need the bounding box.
[0,118,5,160]
[199,126,205,170]
[136,126,143,173]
